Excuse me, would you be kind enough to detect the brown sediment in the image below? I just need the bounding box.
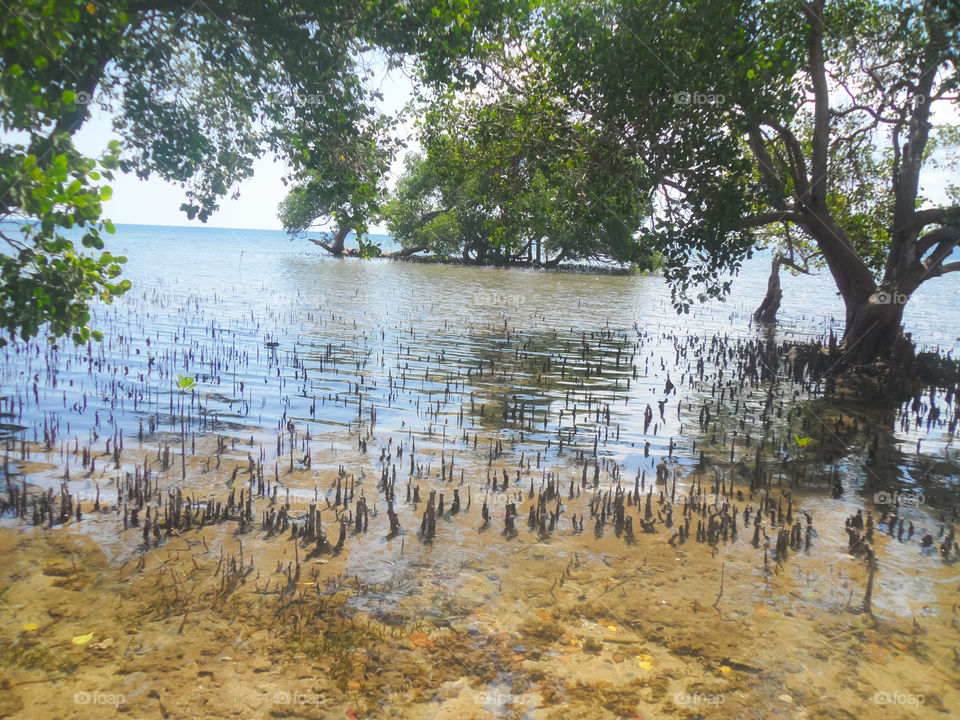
[1,417,957,720]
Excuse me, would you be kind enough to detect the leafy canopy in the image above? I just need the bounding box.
[383,39,656,267]
[1,1,130,345]
[3,0,532,343]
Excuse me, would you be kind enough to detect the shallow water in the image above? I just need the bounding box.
[0,224,958,719]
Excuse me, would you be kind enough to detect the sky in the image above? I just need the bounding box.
[71,56,419,232]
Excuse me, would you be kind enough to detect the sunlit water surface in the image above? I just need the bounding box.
[0,224,958,720]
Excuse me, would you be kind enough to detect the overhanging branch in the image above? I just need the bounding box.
[917,223,960,253]
[922,261,960,280]
[911,206,960,234]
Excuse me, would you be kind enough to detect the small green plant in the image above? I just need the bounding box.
[792,434,814,464]
[173,375,196,480]
[357,236,382,259]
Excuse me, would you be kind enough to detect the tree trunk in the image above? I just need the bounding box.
[754,255,782,324]
[308,225,352,257]
[840,293,910,365]
[542,248,565,268]
[382,244,426,259]
[329,225,350,257]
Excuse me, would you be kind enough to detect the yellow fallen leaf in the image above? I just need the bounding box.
[22,623,38,631]
[72,632,94,645]
[410,632,432,648]
[755,606,785,620]
[867,643,890,665]
[85,2,95,13]
[637,660,654,669]
[607,625,618,632]
[720,665,732,674]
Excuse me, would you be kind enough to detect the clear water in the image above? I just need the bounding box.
[0,223,958,720]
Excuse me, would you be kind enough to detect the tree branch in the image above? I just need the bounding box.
[52,45,116,138]
[764,121,811,201]
[922,232,960,270]
[418,207,451,225]
[803,0,830,208]
[0,230,30,253]
[126,0,195,13]
[907,225,960,288]
[779,252,815,276]
[911,206,960,233]
[542,247,565,268]
[383,244,426,259]
[923,261,960,280]
[739,210,807,228]
[747,126,786,202]
[886,5,947,282]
